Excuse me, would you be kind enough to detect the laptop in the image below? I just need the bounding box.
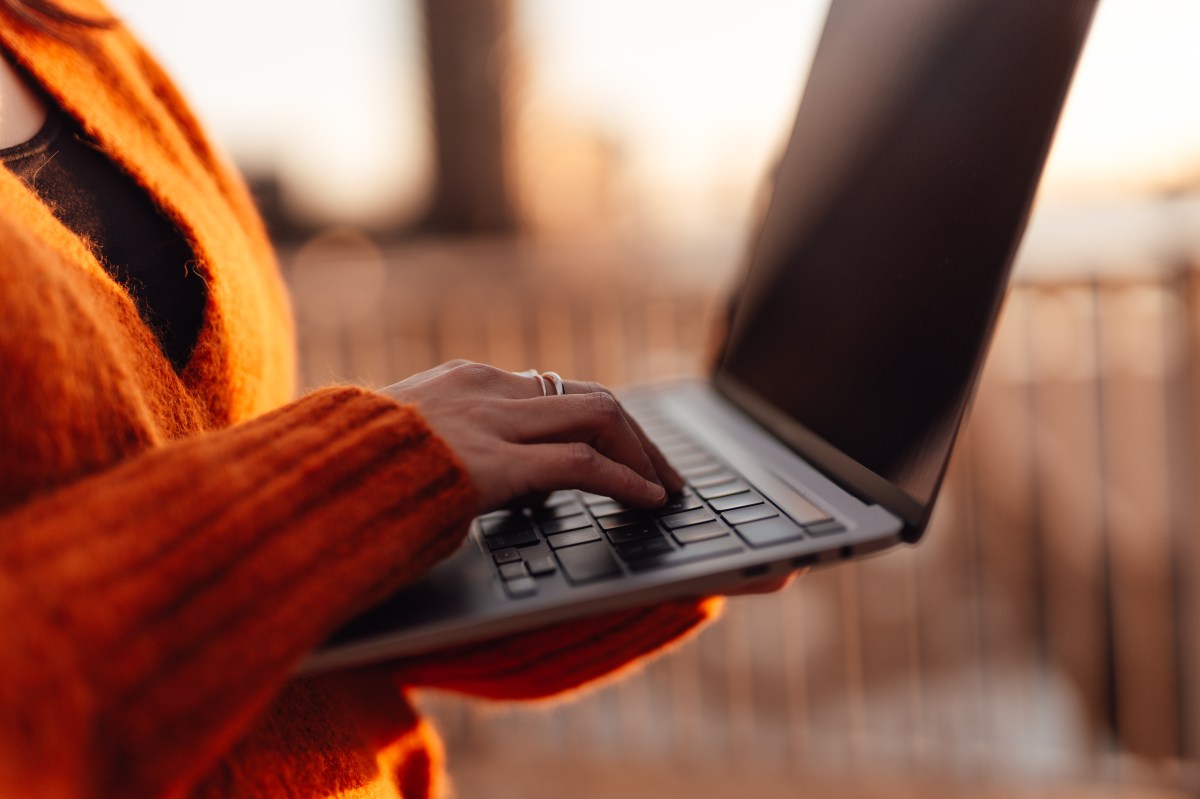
[301,0,1100,673]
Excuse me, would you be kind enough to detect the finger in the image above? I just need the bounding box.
[563,379,685,494]
[512,370,548,399]
[518,442,667,508]
[508,490,552,510]
[498,394,664,489]
[442,361,550,399]
[620,407,685,493]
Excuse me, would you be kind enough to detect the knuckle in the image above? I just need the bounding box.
[589,391,622,422]
[452,361,496,385]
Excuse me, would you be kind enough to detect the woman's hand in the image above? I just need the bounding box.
[381,361,684,515]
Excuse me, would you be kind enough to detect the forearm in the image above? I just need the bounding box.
[0,387,476,799]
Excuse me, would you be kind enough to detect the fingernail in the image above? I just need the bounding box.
[650,483,667,504]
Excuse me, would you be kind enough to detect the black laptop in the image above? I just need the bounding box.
[301,0,1100,673]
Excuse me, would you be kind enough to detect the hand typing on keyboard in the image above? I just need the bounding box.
[475,398,824,598]
[381,361,684,515]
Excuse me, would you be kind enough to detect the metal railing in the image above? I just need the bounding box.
[286,237,1199,794]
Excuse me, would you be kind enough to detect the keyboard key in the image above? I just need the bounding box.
[660,508,716,529]
[681,463,724,482]
[485,527,541,550]
[492,548,522,565]
[665,436,707,451]
[606,522,662,544]
[804,520,847,537]
[615,536,675,561]
[689,470,738,488]
[626,535,743,572]
[736,516,805,548]
[525,554,558,575]
[539,514,592,535]
[578,492,612,505]
[480,513,528,536]
[659,493,704,514]
[721,504,778,526]
[651,429,691,446]
[498,561,527,580]
[542,491,577,507]
[671,520,730,544]
[547,527,602,549]
[503,576,538,597]
[784,495,834,524]
[598,510,652,530]
[708,491,763,512]
[588,500,630,518]
[673,452,719,470]
[534,501,586,520]
[696,479,750,499]
[556,541,623,583]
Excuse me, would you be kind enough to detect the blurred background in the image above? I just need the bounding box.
[108,1,1200,796]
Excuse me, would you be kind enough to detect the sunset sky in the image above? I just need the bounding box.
[106,0,1200,260]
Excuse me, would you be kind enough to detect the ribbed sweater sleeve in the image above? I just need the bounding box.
[0,387,477,799]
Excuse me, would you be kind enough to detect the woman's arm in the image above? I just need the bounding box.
[0,386,477,799]
[0,360,684,799]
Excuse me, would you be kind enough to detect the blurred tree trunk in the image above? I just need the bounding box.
[420,0,520,234]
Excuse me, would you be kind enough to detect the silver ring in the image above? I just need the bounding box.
[542,371,566,396]
[514,369,548,396]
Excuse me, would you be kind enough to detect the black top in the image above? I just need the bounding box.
[0,102,207,372]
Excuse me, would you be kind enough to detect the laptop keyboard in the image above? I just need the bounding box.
[478,415,846,598]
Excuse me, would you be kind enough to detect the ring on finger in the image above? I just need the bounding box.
[514,368,548,397]
[542,371,566,396]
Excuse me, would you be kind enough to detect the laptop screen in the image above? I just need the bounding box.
[714,0,1098,534]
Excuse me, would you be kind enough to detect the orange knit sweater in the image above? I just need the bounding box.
[0,5,719,798]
